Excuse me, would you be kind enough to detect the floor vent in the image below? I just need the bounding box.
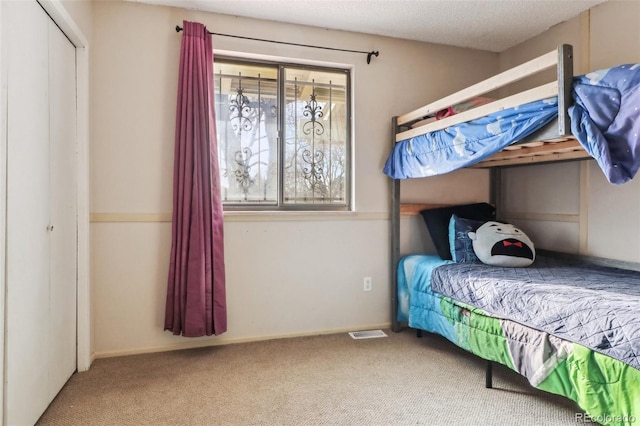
[348,329,388,340]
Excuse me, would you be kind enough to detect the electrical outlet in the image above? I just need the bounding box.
[363,277,372,291]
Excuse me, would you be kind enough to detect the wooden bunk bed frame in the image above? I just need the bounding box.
[388,45,640,419]
[390,44,592,333]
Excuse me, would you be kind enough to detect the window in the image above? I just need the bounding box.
[213,58,351,210]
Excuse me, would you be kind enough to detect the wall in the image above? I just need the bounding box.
[498,0,640,261]
[60,0,92,42]
[400,170,491,255]
[90,1,497,357]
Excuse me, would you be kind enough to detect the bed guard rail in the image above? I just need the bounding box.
[395,44,573,142]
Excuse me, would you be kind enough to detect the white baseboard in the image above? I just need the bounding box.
[92,323,392,360]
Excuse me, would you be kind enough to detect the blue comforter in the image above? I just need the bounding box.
[430,256,640,370]
[383,98,558,179]
[570,64,640,184]
[384,64,640,184]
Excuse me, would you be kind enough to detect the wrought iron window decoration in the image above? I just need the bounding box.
[301,149,325,191]
[226,77,257,197]
[175,25,379,64]
[300,81,326,191]
[233,147,254,195]
[219,67,278,200]
[228,76,254,135]
[302,91,324,136]
[225,74,275,199]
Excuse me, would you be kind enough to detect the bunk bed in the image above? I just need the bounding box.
[385,45,640,425]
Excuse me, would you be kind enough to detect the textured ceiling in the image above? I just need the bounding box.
[129,0,606,52]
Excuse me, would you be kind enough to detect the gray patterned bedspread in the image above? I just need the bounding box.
[431,256,640,369]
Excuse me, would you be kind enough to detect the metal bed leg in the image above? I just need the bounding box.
[416,329,423,338]
[485,361,493,388]
[390,117,401,334]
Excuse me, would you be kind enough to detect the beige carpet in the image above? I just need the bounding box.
[37,329,581,425]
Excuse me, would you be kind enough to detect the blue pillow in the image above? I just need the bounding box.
[448,215,485,262]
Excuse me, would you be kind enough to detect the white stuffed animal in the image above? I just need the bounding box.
[468,221,535,267]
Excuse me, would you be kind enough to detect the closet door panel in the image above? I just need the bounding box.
[48,19,78,399]
[5,2,52,424]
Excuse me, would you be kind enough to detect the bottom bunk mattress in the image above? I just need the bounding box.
[398,255,640,425]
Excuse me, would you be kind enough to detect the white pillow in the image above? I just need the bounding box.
[468,221,535,267]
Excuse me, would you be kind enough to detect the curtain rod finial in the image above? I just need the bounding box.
[367,51,379,65]
[175,25,183,33]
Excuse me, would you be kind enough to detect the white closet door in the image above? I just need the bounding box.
[48,18,78,400]
[5,2,78,425]
[5,1,52,424]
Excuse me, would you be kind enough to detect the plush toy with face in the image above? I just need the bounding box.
[468,221,535,267]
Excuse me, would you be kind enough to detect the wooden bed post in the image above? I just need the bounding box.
[557,44,574,137]
[490,168,502,219]
[391,116,401,332]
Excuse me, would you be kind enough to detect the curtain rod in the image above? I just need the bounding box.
[175,25,379,64]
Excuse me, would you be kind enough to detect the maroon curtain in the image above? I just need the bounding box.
[165,21,227,337]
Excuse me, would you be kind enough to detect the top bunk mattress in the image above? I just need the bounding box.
[384,63,640,184]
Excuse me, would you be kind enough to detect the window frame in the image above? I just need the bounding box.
[214,55,352,212]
